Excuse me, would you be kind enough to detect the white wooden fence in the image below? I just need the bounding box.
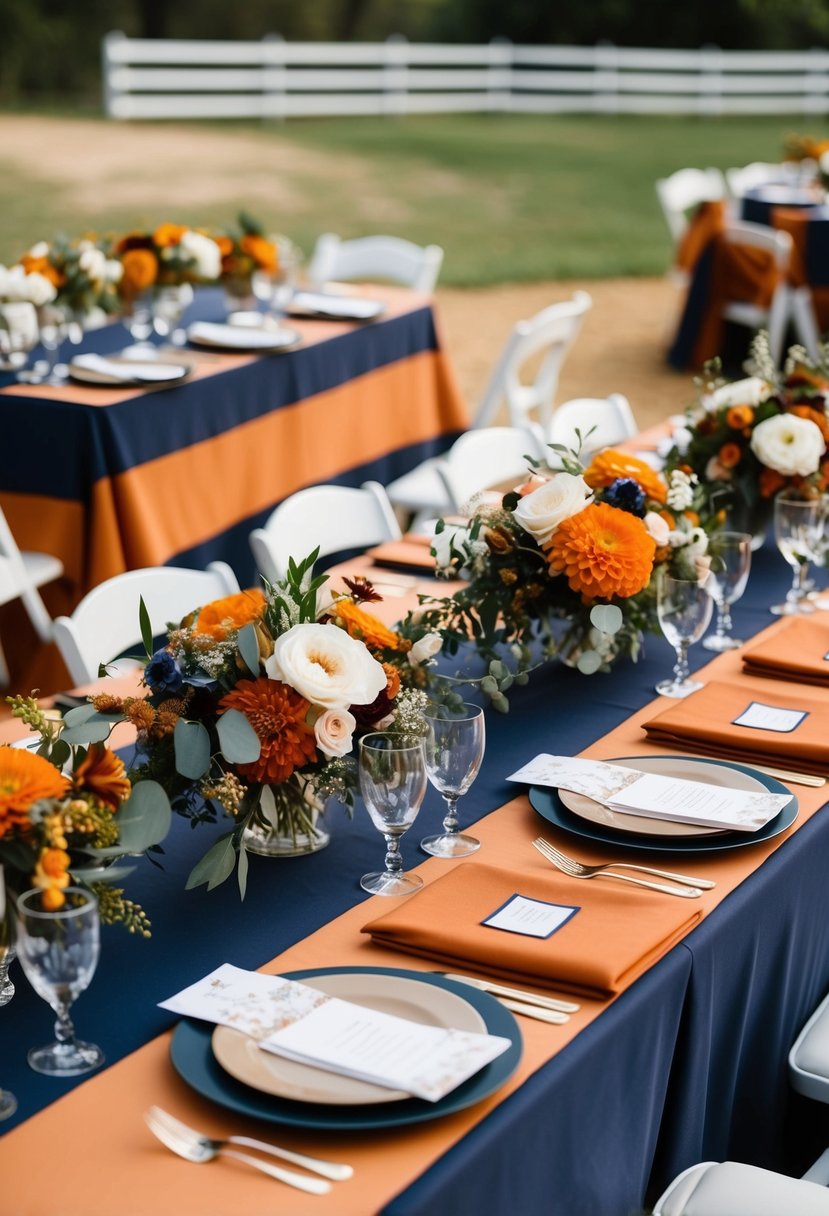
[102,33,829,121]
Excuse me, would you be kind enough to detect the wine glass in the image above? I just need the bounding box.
[15,887,104,1076]
[253,236,301,326]
[0,868,17,1119]
[702,531,752,651]
[0,301,39,378]
[35,304,82,384]
[656,572,714,698]
[121,291,155,353]
[152,283,193,346]
[358,733,427,896]
[420,702,486,858]
[771,495,823,616]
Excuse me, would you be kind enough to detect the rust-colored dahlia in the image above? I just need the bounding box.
[119,248,158,295]
[219,678,317,784]
[0,748,70,841]
[240,233,278,273]
[546,502,656,600]
[583,451,667,505]
[190,589,266,642]
[333,601,404,652]
[72,744,131,811]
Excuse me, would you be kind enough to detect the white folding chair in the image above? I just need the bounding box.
[0,505,64,686]
[726,161,792,199]
[249,481,401,586]
[53,562,240,687]
[547,394,638,458]
[717,220,794,367]
[434,426,547,514]
[653,1160,829,1215]
[656,167,727,247]
[385,293,592,522]
[307,234,444,293]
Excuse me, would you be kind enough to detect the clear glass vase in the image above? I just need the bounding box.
[241,780,331,858]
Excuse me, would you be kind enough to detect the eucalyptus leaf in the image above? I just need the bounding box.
[174,719,211,780]
[60,714,115,746]
[62,704,97,727]
[185,832,237,891]
[237,622,260,675]
[577,650,603,675]
[117,780,172,852]
[237,842,249,901]
[49,738,72,769]
[217,709,261,764]
[139,596,154,659]
[71,864,136,883]
[590,604,624,635]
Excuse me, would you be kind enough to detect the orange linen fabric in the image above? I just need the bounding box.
[362,860,701,999]
[742,616,829,685]
[761,206,829,332]
[365,535,438,572]
[642,677,829,774]
[2,619,827,1216]
[674,199,727,275]
[692,237,786,370]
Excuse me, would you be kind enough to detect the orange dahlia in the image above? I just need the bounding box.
[332,601,404,652]
[119,248,158,295]
[153,222,188,248]
[0,748,70,841]
[190,589,266,642]
[584,451,667,505]
[546,502,656,600]
[73,744,131,811]
[240,233,278,273]
[219,678,317,784]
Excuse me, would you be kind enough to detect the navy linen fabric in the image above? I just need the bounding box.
[2,544,828,1216]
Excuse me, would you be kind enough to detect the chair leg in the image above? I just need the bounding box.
[0,634,10,688]
[791,288,821,362]
[766,286,791,368]
[802,1147,829,1185]
[20,586,54,642]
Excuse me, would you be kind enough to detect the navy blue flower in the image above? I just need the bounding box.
[144,649,183,695]
[603,477,646,517]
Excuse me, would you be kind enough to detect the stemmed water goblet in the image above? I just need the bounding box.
[771,495,824,616]
[252,236,301,327]
[655,572,714,698]
[152,283,193,346]
[15,886,104,1076]
[0,868,17,1119]
[36,304,83,384]
[358,733,427,896]
[420,702,486,858]
[702,531,752,651]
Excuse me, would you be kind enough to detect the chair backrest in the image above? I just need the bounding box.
[473,291,593,432]
[656,167,726,244]
[0,506,35,608]
[249,481,402,585]
[307,234,444,293]
[720,218,792,266]
[435,426,546,511]
[725,161,790,198]
[547,394,638,459]
[53,562,240,687]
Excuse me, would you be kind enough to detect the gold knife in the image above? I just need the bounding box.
[442,973,580,1014]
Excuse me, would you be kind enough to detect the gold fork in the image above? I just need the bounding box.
[532,838,708,897]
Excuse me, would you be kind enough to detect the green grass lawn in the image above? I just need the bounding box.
[1,112,826,284]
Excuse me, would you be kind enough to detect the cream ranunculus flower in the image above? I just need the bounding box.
[265,623,387,709]
[750,413,825,477]
[644,511,671,546]
[407,631,443,667]
[512,472,592,545]
[314,708,356,758]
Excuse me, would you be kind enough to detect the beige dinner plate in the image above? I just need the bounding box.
[186,321,303,351]
[559,754,770,838]
[68,355,192,386]
[211,971,486,1106]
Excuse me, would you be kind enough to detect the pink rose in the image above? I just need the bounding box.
[314,708,356,758]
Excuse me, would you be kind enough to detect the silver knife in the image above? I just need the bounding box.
[442,973,581,1014]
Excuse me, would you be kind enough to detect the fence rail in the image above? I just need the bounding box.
[102,33,829,120]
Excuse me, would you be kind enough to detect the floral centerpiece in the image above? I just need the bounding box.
[59,554,434,895]
[18,237,123,321]
[213,211,279,305]
[0,708,171,933]
[409,445,716,702]
[666,335,829,534]
[111,224,223,299]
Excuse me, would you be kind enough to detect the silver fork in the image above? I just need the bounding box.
[532,838,705,898]
[144,1106,333,1194]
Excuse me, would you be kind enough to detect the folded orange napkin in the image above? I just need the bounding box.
[361,862,702,999]
[642,679,829,775]
[742,618,829,686]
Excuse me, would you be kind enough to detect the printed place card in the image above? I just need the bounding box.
[507,755,643,801]
[160,963,511,1103]
[732,701,808,733]
[606,773,791,832]
[483,894,579,939]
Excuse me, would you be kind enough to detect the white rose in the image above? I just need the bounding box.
[179,230,222,281]
[265,622,387,709]
[644,511,670,546]
[104,258,123,284]
[23,272,57,306]
[512,472,592,545]
[408,632,443,667]
[750,413,825,477]
[78,248,106,282]
[704,377,770,412]
[28,241,50,259]
[314,708,356,758]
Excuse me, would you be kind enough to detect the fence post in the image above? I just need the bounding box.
[101,30,125,119]
[384,34,408,117]
[488,37,512,112]
[699,43,723,117]
[262,33,286,122]
[594,40,619,114]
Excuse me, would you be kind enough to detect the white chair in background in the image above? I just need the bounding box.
[249,481,401,586]
[385,293,592,522]
[725,161,792,199]
[653,1160,829,1214]
[434,426,547,513]
[0,506,64,686]
[307,234,444,293]
[547,394,638,458]
[716,220,794,367]
[655,167,727,248]
[53,562,239,687]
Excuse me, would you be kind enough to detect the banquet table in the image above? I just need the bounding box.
[3,544,829,1216]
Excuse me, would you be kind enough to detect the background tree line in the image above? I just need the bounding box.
[2,0,828,106]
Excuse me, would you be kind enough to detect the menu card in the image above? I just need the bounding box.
[160,964,511,1103]
[508,754,792,832]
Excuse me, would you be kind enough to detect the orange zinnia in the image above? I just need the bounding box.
[73,744,131,811]
[239,233,278,273]
[0,748,70,841]
[219,678,317,785]
[333,601,404,652]
[546,502,656,600]
[191,589,266,642]
[153,222,188,248]
[584,451,667,505]
[119,248,158,295]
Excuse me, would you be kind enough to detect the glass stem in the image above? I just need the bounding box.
[52,998,77,1055]
[673,641,690,688]
[789,562,811,604]
[715,599,732,640]
[383,834,403,876]
[441,795,460,838]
